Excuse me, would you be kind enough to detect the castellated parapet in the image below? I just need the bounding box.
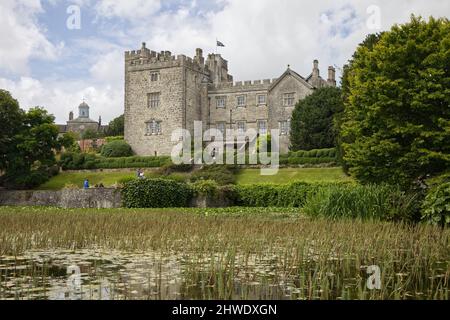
[124,43,337,156]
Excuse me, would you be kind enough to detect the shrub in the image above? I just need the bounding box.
[101,140,133,158]
[191,180,219,197]
[122,178,193,208]
[158,163,193,176]
[59,153,171,170]
[232,182,350,207]
[422,181,450,227]
[105,136,125,143]
[303,184,419,221]
[190,165,238,185]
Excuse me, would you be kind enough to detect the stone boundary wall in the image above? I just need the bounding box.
[0,189,122,209]
[0,189,228,209]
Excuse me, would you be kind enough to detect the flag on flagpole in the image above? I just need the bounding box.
[216,40,225,47]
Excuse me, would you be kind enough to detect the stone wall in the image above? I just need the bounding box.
[0,189,228,209]
[0,189,122,209]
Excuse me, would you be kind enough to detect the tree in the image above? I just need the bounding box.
[81,128,99,140]
[0,90,68,188]
[338,33,384,171]
[0,90,23,171]
[340,16,450,188]
[105,114,124,137]
[290,87,343,151]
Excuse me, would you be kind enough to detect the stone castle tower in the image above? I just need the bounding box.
[124,43,336,156]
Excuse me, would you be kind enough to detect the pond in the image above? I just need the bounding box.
[1,249,447,300]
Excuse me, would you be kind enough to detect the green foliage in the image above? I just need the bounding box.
[256,134,271,152]
[158,163,193,176]
[59,153,170,170]
[121,178,193,208]
[303,184,419,221]
[422,173,450,227]
[0,91,63,189]
[105,114,124,137]
[290,87,343,151]
[105,136,124,143]
[191,180,219,197]
[0,90,23,171]
[232,182,351,207]
[340,16,450,188]
[101,140,133,158]
[81,129,101,140]
[190,165,238,185]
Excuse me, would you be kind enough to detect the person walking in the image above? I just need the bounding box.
[83,179,89,189]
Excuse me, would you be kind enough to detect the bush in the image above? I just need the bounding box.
[105,136,124,143]
[191,180,219,197]
[59,153,171,170]
[158,163,193,176]
[190,165,238,185]
[101,140,133,158]
[422,179,450,227]
[122,179,193,208]
[232,182,350,207]
[303,184,419,221]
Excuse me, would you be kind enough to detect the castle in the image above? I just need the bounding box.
[124,43,336,155]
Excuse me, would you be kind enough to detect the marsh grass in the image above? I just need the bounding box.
[0,207,448,300]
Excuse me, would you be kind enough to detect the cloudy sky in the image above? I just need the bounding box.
[0,0,448,124]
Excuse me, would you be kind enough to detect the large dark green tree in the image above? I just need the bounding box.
[105,114,124,136]
[340,16,450,188]
[290,87,343,151]
[0,90,71,188]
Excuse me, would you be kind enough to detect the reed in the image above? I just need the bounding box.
[0,207,448,300]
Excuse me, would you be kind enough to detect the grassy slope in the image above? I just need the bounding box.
[235,167,352,184]
[38,167,351,190]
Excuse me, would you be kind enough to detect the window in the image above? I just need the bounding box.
[216,122,226,135]
[237,121,246,134]
[283,93,295,107]
[150,72,159,82]
[237,95,246,107]
[279,120,290,135]
[257,120,267,135]
[146,120,162,135]
[148,93,160,108]
[216,96,226,108]
[257,94,266,106]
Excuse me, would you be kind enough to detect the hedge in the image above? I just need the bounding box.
[101,140,133,158]
[122,178,193,208]
[59,152,171,170]
[230,181,352,207]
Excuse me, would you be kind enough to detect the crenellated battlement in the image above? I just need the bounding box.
[125,43,207,72]
[209,78,278,92]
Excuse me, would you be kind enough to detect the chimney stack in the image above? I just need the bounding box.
[312,59,319,78]
[328,66,336,86]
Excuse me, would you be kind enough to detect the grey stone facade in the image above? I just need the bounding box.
[125,43,336,155]
[58,101,108,137]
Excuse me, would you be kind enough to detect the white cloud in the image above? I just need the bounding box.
[1,0,449,123]
[0,76,123,124]
[95,0,161,20]
[0,0,63,75]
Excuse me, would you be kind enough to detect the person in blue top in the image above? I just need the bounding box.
[83,179,89,189]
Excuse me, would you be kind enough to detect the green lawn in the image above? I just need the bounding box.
[38,170,157,190]
[235,167,351,184]
[39,167,351,190]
